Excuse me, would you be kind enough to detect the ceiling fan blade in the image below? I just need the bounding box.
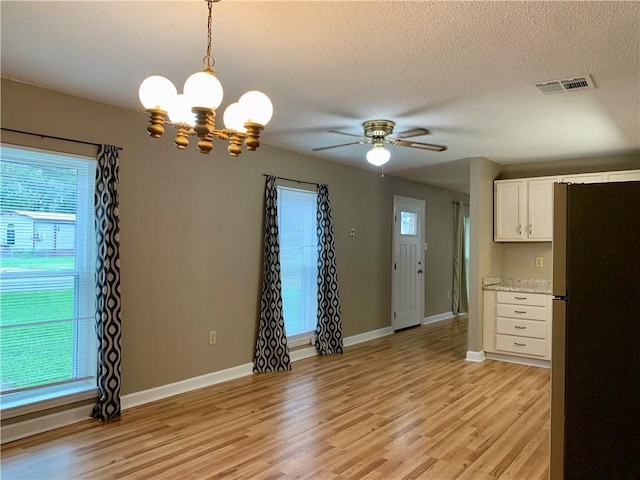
[392,139,447,152]
[327,129,366,139]
[312,141,364,152]
[394,128,431,139]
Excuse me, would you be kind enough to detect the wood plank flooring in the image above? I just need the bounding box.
[1,316,550,479]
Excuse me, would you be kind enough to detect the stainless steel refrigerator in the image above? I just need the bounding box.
[550,181,640,479]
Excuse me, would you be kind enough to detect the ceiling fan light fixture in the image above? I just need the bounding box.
[366,145,391,166]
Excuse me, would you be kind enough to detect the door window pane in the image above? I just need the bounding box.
[400,211,417,236]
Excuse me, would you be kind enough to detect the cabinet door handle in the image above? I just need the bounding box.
[528,224,533,234]
[514,310,527,314]
[514,342,527,347]
[514,325,527,329]
[517,225,522,234]
[515,296,527,300]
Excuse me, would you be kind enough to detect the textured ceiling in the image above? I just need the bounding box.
[2,1,639,192]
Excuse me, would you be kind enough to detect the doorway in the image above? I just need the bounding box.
[392,196,425,330]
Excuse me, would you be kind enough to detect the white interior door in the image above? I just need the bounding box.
[392,196,425,331]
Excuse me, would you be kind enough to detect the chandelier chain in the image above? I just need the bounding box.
[203,0,215,70]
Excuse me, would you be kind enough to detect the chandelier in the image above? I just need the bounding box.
[138,0,273,156]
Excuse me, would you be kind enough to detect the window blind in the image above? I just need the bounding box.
[277,186,318,337]
[0,145,97,398]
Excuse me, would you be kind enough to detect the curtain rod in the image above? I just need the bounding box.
[262,174,324,186]
[1,127,123,151]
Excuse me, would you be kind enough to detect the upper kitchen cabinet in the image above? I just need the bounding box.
[606,170,640,182]
[560,173,604,183]
[561,169,640,183]
[494,176,557,242]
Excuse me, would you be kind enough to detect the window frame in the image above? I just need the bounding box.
[0,144,99,417]
[276,184,318,345]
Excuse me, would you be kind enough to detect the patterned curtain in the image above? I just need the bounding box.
[92,145,122,422]
[452,202,468,314]
[316,184,344,355]
[253,176,291,373]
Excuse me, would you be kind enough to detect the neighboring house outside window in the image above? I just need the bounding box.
[0,144,98,415]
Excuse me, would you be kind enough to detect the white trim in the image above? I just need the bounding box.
[343,326,394,347]
[1,325,395,443]
[485,352,550,369]
[120,362,254,410]
[1,385,98,419]
[465,350,487,362]
[422,311,458,325]
[1,404,93,444]
[289,346,318,362]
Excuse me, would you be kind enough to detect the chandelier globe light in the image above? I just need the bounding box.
[366,145,391,166]
[138,0,272,156]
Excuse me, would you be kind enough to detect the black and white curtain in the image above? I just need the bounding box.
[315,184,343,355]
[92,145,122,422]
[253,176,291,373]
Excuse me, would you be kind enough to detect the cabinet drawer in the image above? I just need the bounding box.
[496,318,546,339]
[496,304,546,321]
[496,291,546,306]
[496,334,546,357]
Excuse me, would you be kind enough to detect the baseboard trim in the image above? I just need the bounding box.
[1,404,93,445]
[465,350,487,362]
[423,311,458,326]
[485,352,550,369]
[2,325,395,443]
[121,362,255,410]
[289,345,317,362]
[343,326,394,347]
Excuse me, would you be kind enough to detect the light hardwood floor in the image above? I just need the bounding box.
[1,316,550,479]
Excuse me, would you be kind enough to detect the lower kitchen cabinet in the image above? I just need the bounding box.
[483,290,552,361]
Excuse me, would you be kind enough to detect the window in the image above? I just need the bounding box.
[277,186,318,340]
[400,211,417,236]
[0,145,97,413]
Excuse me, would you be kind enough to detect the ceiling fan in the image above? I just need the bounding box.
[312,119,447,166]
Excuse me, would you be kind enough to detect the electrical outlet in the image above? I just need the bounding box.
[535,257,544,268]
[209,330,217,345]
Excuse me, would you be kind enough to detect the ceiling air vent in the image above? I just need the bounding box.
[533,75,595,95]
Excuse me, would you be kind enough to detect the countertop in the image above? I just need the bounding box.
[482,277,552,294]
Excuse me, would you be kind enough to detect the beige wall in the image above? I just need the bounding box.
[1,79,468,402]
[500,243,553,279]
[498,154,639,179]
[468,157,502,353]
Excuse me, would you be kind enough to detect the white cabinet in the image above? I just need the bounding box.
[494,177,556,242]
[606,170,640,182]
[483,290,552,361]
[494,180,524,241]
[494,169,639,242]
[560,173,604,184]
[560,169,640,183]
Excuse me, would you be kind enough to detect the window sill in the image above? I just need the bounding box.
[1,383,98,419]
[288,332,316,349]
